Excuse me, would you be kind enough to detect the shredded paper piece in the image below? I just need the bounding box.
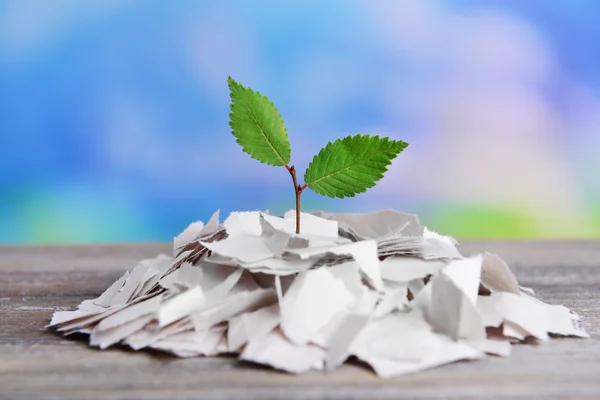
[48,209,589,377]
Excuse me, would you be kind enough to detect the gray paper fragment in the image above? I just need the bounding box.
[97,294,162,331]
[174,221,205,255]
[48,209,589,378]
[280,268,354,345]
[176,263,204,288]
[203,209,221,234]
[489,292,549,341]
[227,304,280,351]
[93,271,128,307]
[192,288,276,331]
[481,338,511,357]
[311,209,424,239]
[241,329,326,374]
[111,263,150,305]
[325,312,370,370]
[158,286,205,327]
[380,256,446,282]
[91,315,154,349]
[481,253,520,295]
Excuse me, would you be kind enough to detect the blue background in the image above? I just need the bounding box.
[1,0,599,243]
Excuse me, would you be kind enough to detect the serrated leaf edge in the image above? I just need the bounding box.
[305,134,404,185]
[304,134,407,198]
[227,77,291,166]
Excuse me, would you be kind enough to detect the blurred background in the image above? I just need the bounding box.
[1,0,599,244]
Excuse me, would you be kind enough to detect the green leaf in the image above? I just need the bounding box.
[227,77,291,166]
[304,134,408,198]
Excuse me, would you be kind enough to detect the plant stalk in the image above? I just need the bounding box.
[286,165,305,234]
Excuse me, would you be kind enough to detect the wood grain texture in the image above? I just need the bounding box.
[1,241,599,400]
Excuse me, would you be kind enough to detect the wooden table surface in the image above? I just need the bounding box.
[1,241,599,400]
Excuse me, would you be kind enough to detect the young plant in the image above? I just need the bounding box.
[227,77,408,234]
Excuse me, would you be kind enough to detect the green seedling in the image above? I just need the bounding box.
[227,77,408,234]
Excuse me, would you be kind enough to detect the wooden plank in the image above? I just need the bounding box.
[1,241,599,400]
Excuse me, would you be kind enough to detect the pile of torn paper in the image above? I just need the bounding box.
[48,210,589,377]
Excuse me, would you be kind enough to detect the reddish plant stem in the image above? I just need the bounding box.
[287,165,303,233]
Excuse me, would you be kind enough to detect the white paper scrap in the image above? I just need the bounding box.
[93,271,129,307]
[280,268,354,345]
[174,221,205,255]
[364,339,482,379]
[241,329,326,374]
[90,315,154,349]
[366,312,462,362]
[203,210,221,235]
[380,256,446,283]
[48,208,589,378]
[503,321,530,341]
[327,261,364,300]
[56,306,124,332]
[124,318,194,350]
[288,240,383,290]
[375,282,408,318]
[520,293,589,338]
[261,213,295,234]
[243,257,316,276]
[480,253,520,295]
[325,312,370,369]
[311,209,424,239]
[224,211,262,237]
[151,326,226,357]
[97,294,162,332]
[476,295,504,328]
[487,292,549,341]
[47,308,104,328]
[111,263,150,305]
[203,267,244,304]
[201,236,273,264]
[418,237,463,260]
[423,227,458,247]
[284,210,339,238]
[481,339,511,357]
[192,288,277,331]
[174,262,200,282]
[158,286,205,327]
[260,217,292,256]
[441,255,483,304]
[428,270,486,344]
[131,255,173,299]
[227,304,280,351]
